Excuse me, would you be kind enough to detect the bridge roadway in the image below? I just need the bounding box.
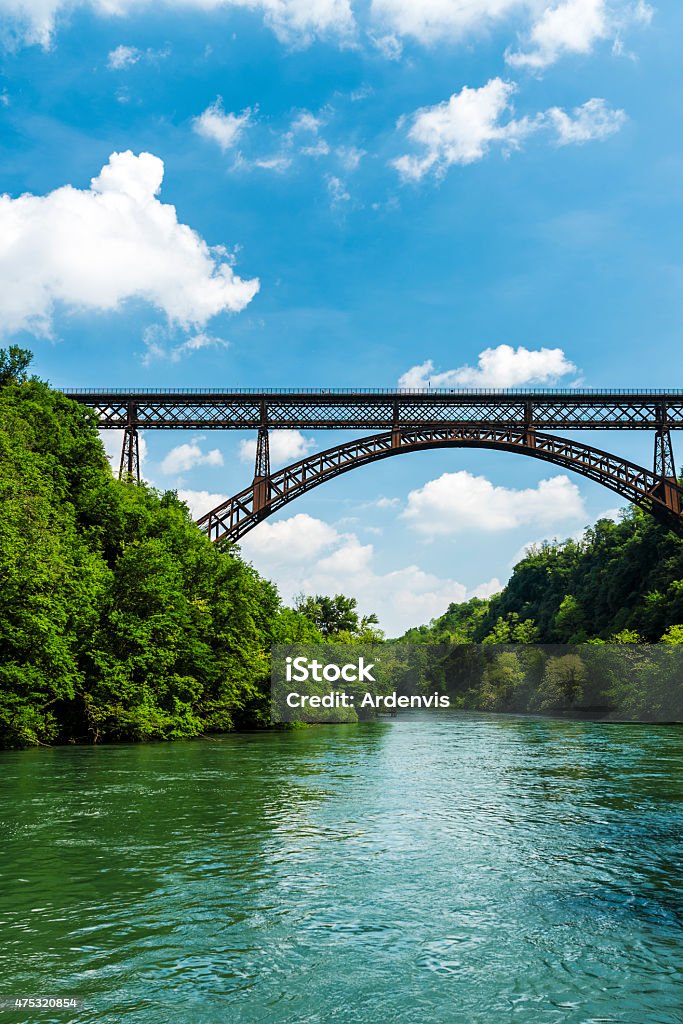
[62,387,683,432]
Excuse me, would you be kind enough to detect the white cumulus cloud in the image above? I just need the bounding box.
[193,99,254,151]
[507,0,653,70]
[402,471,586,535]
[393,78,531,180]
[1,0,651,65]
[177,489,228,519]
[239,511,499,635]
[507,0,608,68]
[240,512,341,560]
[0,150,260,338]
[399,345,578,389]
[0,0,355,49]
[393,78,626,180]
[160,440,224,474]
[372,0,651,67]
[238,429,315,468]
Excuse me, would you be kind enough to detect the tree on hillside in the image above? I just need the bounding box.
[0,346,33,387]
[482,612,539,644]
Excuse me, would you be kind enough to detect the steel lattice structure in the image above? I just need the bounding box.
[62,387,683,537]
[64,388,683,431]
[196,426,683,544]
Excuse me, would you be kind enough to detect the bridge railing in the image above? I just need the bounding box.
[60,387,683,397]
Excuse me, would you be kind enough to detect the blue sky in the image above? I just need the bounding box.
[1,0,681,633]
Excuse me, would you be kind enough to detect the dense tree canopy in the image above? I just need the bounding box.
[0,351,317,747]
[400,511,683,646]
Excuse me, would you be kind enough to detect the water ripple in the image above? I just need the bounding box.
[1,715,683,1023]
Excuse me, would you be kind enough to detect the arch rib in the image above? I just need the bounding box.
[196,426,683,544]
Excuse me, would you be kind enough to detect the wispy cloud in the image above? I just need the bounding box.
[327,175,351,203]
[108,44,141,69]
[196,100,365,190]
[193,98,254,151]
[546,97,627,144]
[142,327,230,365]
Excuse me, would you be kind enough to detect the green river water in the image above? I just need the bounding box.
[1,713,683,1023]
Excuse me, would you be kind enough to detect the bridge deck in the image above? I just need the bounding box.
[61,388,683,431]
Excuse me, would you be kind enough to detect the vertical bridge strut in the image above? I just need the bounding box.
[654,402,679,514]
[252,400,271,515]
[391,399,400,449]
[118,403,140,483]
[524,399,535,449]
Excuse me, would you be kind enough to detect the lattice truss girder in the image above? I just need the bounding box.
[87,397,683,430]
[197,425,683,545]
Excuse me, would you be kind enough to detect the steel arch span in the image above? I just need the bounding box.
[195,425,683,544]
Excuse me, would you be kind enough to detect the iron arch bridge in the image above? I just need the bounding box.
[62,387,683,541]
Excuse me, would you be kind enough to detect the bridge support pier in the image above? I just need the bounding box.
[252,402,271,516]
[654,426,676,479]
[118,404,140,482]
[653,425,679,514]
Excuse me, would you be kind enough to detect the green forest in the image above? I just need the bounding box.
[399,510,683,647]
[0,349,379,748]
[3,346,683,747]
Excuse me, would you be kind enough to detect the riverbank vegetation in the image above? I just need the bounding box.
[0,349,327,748]
[393,474,683,717]
[383,642,683,721]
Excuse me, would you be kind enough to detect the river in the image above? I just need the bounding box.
[1,713,683,1023]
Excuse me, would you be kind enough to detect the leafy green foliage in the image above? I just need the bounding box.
[401,596,490,644]
[661,624,683,644]
[0,345,33,387]
[394,508,683,717]
[0,357,314,748]
[294,593,384,642]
